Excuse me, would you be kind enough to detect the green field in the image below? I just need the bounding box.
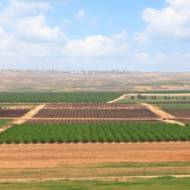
[155,103,190,110]
[0,177,190,190]
[1,123,190,144]
[118,94,190,104]
[0,120,10,128]
[0,92,123,103]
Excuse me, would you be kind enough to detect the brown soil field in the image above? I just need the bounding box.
[27,118,160,124]
[166,110,190,118]
[35,109,157,119]
[0,142,190,169]
[0,109,30,118]
[46,103,145,109]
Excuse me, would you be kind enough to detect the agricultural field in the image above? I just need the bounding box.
[32,103,158,123]
[0,177,190,190]
[118,93,190,103]
[0,91,190,187]
[0,120,10,128]
[0,92,123,103]
[0,123,190,144]
[155,102,190,123]
[0,109,30,118]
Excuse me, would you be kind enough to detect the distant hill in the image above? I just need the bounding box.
[0,71,190,92]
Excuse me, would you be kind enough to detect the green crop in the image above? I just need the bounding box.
[1,123,190,144]
[0,92,123,103]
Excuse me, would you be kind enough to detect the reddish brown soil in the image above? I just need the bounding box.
[27,118,160,124]
[47,103,144,109]
[166,109,190,118]
[0,142,190,169]
[0,109,30,117]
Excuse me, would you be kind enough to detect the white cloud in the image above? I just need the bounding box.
[64,32,128,57]
[0,0,67,56]
[0,0,51,21]
[135,52,150,62]
[0,0,66,41]
[0,27,14,50]
[75,9,86,20]
[16,15,66,41]
[137,0,190,42]
[0,0,128,58]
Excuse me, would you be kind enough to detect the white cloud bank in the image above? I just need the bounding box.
[0,0,128,57]
[64,31,128,57]
[138,0,190,42]
[0,0,189,71]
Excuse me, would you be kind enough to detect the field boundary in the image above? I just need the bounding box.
[107,94,126,103]
[12,104,46,125]
[0,104,46,133]
[142,103,185,126]
[0,175,190,183]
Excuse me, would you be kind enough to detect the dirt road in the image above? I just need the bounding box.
[0,142,190,169]
[107,94,126,103]
[142,103,185,126]
[13,104,46,125]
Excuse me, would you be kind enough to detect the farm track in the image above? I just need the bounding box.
[12,104,46,125]
[0,124,12,133]
[107,94,127,103]
[0,175,190,183]
[0,142,190,169]
[0,104,46,133]
[142,103,185,126]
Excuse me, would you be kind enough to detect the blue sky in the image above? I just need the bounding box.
[0,0,190,71]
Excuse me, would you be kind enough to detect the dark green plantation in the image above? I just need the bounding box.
[0,123,190,144]
[0,92,123,103]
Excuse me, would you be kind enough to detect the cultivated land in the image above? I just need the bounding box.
[0,92,123,103]
[1,177,190,190]
[0,91,190,188]
[1,123,190,144]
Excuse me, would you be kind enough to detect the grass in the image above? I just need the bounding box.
[155,103,190,110]
[0,177,190,190]
[1,162,190,180]
[0,92,123,103]
[117,93,190,104]
[1,123,190,144]
[0,120,10,128]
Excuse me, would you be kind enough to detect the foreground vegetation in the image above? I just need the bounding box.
[0,177,190,190]
[1,123,190,144]
[0,120,10,128]
[0,92,123,103]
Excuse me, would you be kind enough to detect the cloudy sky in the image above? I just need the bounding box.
[0,0,190,71]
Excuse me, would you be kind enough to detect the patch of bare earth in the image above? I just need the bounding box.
[0,143,190,169]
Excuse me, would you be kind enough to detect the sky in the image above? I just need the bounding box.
[0,0,190,71]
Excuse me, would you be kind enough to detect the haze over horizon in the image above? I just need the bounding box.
[0,0,190,71]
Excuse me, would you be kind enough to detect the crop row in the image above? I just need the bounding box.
[0,123,190,144]
[35,108,157,118]
[0,92,123,103]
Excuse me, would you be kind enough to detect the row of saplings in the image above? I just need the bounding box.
[0,123,190,144]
